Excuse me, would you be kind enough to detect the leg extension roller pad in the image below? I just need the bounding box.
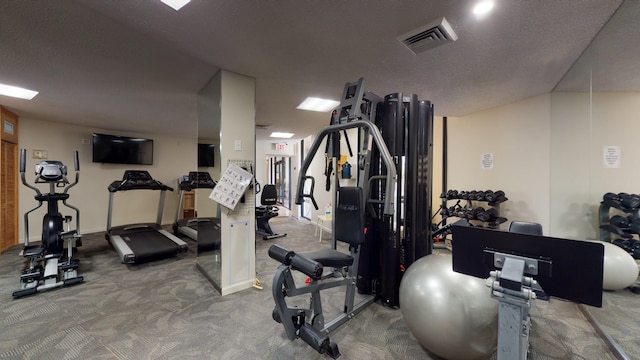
[299,323,341,359]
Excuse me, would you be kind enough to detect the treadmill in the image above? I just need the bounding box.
[173,171,221,252]
[106,170,188,264]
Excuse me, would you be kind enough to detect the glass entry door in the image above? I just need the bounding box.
[270,157,291,209]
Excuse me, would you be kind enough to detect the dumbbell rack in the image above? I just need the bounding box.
[439,189,509,228]
[598,192,640,259]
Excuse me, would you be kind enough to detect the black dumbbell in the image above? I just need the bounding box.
[476,208,499,222]
[474,191,487,201]
[620,193,640,209]
[486,190,507,204]
[464,207,484,220]
[610,214,630,228]
[603,192,619,201]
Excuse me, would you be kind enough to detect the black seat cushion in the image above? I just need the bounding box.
[299,248,354,268]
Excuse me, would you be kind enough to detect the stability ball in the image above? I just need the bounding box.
[602,241,639,290]
[399,253,498,360]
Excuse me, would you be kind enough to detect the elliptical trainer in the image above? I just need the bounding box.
[13,149,83,298]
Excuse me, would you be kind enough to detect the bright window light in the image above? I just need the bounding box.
[296,97,340,112]
[270,132,295,139]
[0,83,39,100]
[473,1,494,16]
[160,0,190,11]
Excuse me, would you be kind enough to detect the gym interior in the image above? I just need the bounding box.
[1,1,639,359]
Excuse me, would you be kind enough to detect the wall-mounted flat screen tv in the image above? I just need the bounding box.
[198,143,215,167]
[92,133,153,165]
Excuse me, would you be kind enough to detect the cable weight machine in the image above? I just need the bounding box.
[269,77,434,357]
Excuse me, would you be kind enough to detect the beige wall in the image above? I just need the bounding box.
[18,117,196,241]
[447,94,552,232]
[551,92,640,239]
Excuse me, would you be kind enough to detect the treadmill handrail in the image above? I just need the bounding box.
[295,120,396,215]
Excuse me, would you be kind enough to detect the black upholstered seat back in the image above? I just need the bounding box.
[261,184,278,205]
[335,187,365,246]
[508,221,543,236]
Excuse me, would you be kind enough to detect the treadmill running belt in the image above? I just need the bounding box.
[196,222,221,253]
[122,231,182,263]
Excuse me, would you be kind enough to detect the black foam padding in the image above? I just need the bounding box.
[299,248,354,268]
[290,254,323,280]
[268,244,294,265]
[299,324,330,354]
[335,187,364,245]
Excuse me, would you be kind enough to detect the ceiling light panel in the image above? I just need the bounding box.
[473,1,495,16]
[0,83,39,100]
[270,132,295,138]
[297,97,340,112]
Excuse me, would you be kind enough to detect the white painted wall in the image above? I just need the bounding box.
[18,117,196,241]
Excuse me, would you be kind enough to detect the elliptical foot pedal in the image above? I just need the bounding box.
[298,323,341,359]
[13,287,38,298]
[63,276,84,287]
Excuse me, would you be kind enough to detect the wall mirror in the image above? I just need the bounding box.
[551,1,640,356]
[195,77,222,288]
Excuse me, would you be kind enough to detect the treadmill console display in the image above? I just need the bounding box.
[179,171,217,191]
[108,170,173,192]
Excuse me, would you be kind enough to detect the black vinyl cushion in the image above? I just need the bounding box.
[508,221,543,236]
[300,248,354,268]
[335,187,364,246]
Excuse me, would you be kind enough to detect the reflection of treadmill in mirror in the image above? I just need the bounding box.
[173,171,221,252]
[106,170,188,264]
[450,220,604,360]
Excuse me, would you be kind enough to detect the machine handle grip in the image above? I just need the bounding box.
[73,150,80,172]
[19,148,26,173]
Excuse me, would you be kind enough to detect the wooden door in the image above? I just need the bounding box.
[1,107,19,253]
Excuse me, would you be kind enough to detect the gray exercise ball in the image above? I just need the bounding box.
[399,253,498,360]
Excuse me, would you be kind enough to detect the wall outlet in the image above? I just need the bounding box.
[234,140,242,151]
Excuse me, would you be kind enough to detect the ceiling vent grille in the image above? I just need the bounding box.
[398,17,458,55]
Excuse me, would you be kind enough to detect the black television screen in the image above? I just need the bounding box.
[198,143,215,167]
[92,133,153,165]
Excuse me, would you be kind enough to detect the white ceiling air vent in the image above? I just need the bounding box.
[255,124,272,130]
[397,17,458,55]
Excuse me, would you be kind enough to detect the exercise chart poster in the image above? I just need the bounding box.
[209,163,253,210]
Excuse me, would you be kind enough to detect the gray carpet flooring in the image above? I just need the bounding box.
[0,215,634,359]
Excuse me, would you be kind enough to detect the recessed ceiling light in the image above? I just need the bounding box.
[0,83,39,100]
[270,132,295,139]
[297,97,340,112]
[160,0,190,11]
[473,1,494,16]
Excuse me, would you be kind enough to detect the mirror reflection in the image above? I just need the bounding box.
[552,1,640,356]
[195,76,222,289]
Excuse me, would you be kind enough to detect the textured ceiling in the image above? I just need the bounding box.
[0,0,630,141]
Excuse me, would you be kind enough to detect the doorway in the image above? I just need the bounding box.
[270,156,291,210]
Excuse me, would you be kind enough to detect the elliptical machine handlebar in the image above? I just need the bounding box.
[19,148,43,197]
[63,150,80,195]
